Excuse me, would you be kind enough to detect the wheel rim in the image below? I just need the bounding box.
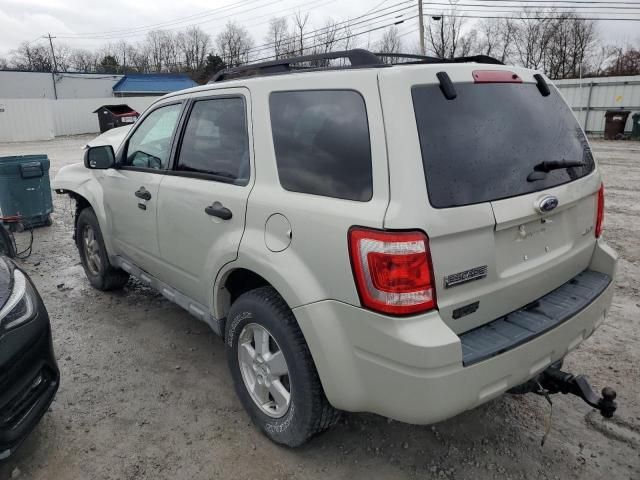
[237,323,291,418]
[82,225,102,276]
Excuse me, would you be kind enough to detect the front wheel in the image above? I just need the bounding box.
[226,286,339,447]
[75,208,129,290]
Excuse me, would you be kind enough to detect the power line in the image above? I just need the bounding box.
[56,0,338,41]
[422,11,640,20]
[55,0,269,38]
[246,14,417,64]
[474,0,640,4]
[246,1,415,56]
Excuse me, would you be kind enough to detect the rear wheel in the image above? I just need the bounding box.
[76,208,129,290]
[226,286,339,447]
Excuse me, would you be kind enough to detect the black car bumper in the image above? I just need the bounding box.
[0,271,59,460]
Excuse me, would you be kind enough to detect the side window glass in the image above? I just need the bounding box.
[269,90,373,201]
[176,97,250,185]
[123,103,182,170]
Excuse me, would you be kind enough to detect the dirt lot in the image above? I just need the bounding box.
[0,136,638,480]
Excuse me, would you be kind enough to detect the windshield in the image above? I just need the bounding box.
[412,83,595,208]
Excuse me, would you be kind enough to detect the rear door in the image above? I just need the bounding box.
[155,88,253,306]
[379,65,601,334]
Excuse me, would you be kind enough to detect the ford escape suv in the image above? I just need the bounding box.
[54,49,617,447]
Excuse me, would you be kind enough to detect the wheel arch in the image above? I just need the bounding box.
[57,185,114,254]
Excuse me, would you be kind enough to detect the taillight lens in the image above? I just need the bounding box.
[348,228,436,315]
[595,183,605,238]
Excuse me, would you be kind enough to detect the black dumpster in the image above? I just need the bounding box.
[93,104,139,133]
[632,113,640,140]
[604,110,630,140]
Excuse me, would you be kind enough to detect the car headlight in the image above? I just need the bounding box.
[0,269,35,331]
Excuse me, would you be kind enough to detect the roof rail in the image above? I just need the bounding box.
[375,52,504,65]
[210,49,382,83]
[209,49,504,83]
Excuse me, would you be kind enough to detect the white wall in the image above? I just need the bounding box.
[0,97,156,142]
[0,71,123,99]
[554,75,640,133]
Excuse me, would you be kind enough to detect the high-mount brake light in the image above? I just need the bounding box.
[596,183,605,238]
[348,228,436,316]
[473,70,522,83]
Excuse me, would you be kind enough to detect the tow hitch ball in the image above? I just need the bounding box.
[509,365,618,418]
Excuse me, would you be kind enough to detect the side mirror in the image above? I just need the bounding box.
[84,145,115,169]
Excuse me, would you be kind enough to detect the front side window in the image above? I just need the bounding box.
[269,90,373,201]
[123,103,182,170]
[176,97,250,185]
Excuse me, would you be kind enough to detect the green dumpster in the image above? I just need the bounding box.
[632,113,640,140]
[0,155,53,231]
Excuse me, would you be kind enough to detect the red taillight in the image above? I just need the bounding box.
[596,183,605,238]
[348,228,436,315]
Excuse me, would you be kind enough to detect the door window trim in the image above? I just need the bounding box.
[168,93,251,186]
[116,100,186,174]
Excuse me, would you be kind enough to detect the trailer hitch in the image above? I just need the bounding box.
[509,364,618,418]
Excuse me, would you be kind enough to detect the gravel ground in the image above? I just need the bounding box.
[0,136,638,480]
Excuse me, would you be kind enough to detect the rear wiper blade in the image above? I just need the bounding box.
[533,159,585,172]
[527,159,585,182]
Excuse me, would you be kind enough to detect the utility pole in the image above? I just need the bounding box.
[44,33,58,100]
[418,0,425,55]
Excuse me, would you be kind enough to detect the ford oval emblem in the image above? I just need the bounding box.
[537,195,559,213]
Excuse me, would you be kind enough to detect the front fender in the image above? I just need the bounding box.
[53,163,114,253]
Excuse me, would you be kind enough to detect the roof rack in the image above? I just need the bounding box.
[209,49,504,83]
[374,53,503,65]
[210,49,382,83]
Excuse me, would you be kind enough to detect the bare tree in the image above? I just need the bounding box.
[377,26,403,63]
[512,10,560,70]
[10,42,52,71]
[605,45,640,75]
[293,11,310,55]
[216,21,254,67]
[341,23,354,51]
[477,18,516,63]
[458,29,478,57]
[426,13,467,58]
[177,27,211,72]
[543,14,596,79]
[143,30,180,71]
[265,17,289,59]
[0,57,7,70]
[313,19,340,54]
[69,48,98,72]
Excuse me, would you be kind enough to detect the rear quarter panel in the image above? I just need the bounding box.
[216,70,390,316]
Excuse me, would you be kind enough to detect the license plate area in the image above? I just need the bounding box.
[495,208,575,277]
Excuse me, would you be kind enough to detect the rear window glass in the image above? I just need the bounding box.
[412,83,595,208]
[269,90,373,201]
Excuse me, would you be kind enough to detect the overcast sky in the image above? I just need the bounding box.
[1,0,639,59]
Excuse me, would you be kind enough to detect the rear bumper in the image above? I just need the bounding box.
[0,282,59,460]
[293,239,617,424]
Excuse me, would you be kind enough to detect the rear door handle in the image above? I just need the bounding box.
[135,187,152,201]
[205,202,232,220]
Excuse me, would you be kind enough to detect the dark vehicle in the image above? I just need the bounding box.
[0,256,59,460]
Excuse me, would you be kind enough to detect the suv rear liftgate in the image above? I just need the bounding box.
[409,67,618,420]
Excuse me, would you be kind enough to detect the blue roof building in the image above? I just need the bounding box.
[112,73,198,97]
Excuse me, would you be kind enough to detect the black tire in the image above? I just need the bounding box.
[75,208,129,291]
[226,286,340,447]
